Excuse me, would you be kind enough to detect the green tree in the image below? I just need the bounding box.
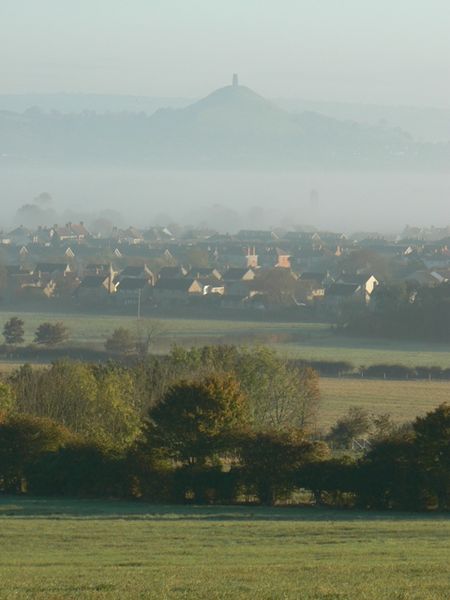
[160,346,321,431]
[3,317,25,345]
[358,434,420,510]
[0,381,15,412]
[144,374,248,466]
[34,322,69,346]
[9,361,141,449]
[0,413,70,493]
[327,406,372,449]
[238,429,329,505]
[413,404,450,510]
[105,327,136,355]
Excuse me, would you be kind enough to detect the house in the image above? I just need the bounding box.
[404,270,447,287]
[187,267,222,280]
[221,290,267,310]
[118,264,155,285]
[273,248,291,269]
[111,227,145,245]
[34,263,72,280]
[84,263,112,277]
[52,222,90,242]
[336,274,379,302]
[236,230,279,242]
[222,268,256,282]
[201,279,226,295]
[19,278,57,300]
[4,267,55,300]
[153,278,203,305]
[158,266,189,279]
[74,272,117,305]
[298,272,329,303]
[6,226,32,246]
[142,227,174,243]
[115,278,153,306]
[324,283,362,308]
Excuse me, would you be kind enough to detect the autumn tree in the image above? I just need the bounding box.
[160,346,321,432]
[144,374,248,466]
[3,317,25,345]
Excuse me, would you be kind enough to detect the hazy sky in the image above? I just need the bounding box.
[2,0,450,107]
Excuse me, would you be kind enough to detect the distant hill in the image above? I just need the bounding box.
[276,98,450,144]
[2,90,450,143]
[0,82,449,169]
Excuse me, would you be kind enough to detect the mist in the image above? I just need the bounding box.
[2,166,450,235]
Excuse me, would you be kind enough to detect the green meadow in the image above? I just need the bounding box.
[0,497,448,599]
[2,310,450,367]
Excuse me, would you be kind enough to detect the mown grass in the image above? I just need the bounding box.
[319,378,450,428]
[2,309,450,367]
[0,497,449,600]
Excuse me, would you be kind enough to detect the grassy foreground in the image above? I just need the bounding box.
[0,498,449,599]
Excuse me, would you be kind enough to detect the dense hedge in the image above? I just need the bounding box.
[0,404,449,511]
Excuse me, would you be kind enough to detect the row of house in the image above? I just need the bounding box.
[1,223,449,311]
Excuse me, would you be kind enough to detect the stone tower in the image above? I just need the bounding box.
[232,73,239,87]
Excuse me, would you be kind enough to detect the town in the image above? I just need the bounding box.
[1,221,450,321]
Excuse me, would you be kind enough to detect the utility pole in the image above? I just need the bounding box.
[137,289,141,321]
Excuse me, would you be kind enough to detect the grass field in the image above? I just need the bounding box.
[0,497,449,600]
[2,309,450,368]
[319,378,450,428]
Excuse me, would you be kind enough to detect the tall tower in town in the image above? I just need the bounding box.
[232,73,239,87]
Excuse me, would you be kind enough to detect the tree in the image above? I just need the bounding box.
[238,429,329,505]
[9,361,141,449]
[358,434,420,510]
[34,322,69,346]
[254,268,298,306]
[135,321,166,358]
[144,374,248,466]
[105,327,136,355]
[0,413,70,493]
[0,381,15,412]
[26,440,128,498]
[413,404,450,509]
[3,317,25,345]
[327,407,372,449]
[152,345,321,432]
[236,347,320,431]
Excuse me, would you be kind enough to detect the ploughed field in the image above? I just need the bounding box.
[2,310,450,367]
[0,497,448,600]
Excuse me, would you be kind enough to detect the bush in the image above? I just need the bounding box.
[105,328,137,355]
[26,441,128,498]
[34,322,69,346]
[0,414,71,493]
[237,430,329,505]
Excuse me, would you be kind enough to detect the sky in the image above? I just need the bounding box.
[1,0,450,107]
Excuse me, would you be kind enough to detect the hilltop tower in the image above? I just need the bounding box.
[232,73,239,87]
